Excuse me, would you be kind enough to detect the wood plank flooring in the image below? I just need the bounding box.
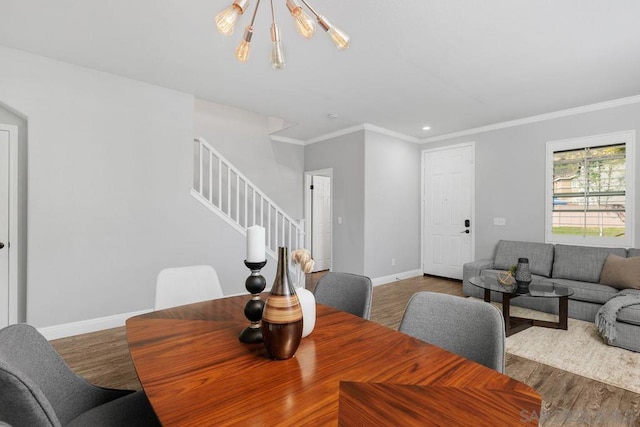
[51,274,640,426]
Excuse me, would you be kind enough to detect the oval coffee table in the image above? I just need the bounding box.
[469,276,574,337]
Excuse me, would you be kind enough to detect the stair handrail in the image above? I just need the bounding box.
[191,137,303,259]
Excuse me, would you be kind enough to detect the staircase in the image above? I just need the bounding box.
[191,137,303,259]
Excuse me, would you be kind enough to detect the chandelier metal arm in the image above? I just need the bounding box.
[298,0,319,18]
[243,0,261,43]
[249,0,261,27]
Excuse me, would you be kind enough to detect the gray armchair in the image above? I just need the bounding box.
[0,323,160,427]
[313,272,373,319]
[399,292,506,372]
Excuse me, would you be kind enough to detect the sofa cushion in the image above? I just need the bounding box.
[627,248,640,258]
[550,278,620,304]
[618,303,640,326]
[494,240,554,277]
[599,255,640,290]
[552,244,627,283]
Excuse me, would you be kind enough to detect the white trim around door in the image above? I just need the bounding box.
[421,142,475,279]
[304,169,333,271]
[0,124,19,327]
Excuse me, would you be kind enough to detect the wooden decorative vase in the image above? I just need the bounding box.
[262,247,303,360]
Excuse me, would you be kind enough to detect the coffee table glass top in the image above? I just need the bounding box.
[469,276,574,298]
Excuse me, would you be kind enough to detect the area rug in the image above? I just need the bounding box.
[496,303,640,394]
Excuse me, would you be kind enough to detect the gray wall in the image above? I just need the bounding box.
[304,129,422,279]
[0,105,27,322]
[364,130,421,278]
[194,100,304,219]
[304,131,366,274]
[0,45,300,327]
[424,102,640,259]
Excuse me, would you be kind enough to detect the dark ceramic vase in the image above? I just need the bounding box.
[515,257,532,293]
[262,247,303,360]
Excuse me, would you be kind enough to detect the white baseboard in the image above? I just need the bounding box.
[371,269,423,287]
[38,309,153,341]
[38,291,258,341]
[38,273,421,341]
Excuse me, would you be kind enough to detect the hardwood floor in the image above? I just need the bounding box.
[51,275,640,426]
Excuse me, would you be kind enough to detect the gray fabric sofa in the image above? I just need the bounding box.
[463,240,640,352]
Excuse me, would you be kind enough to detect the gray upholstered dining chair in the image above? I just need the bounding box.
[313,272,373,320]
[0,323,160,427]
[399,292,506,373]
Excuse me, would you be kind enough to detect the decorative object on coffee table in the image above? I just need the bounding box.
[497,271,516,286]
[515,258,532,293]
[262,247,303,359]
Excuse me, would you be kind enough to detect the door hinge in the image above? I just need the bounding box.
[310,185,314,190]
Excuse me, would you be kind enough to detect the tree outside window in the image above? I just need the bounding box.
[546,131,635,247]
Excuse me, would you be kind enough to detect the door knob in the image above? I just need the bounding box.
[0,242,4,249]
[460,230,470,234]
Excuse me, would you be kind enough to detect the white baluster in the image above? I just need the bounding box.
[227,168,231,217]
[218,157,222,208]
[208,150,213,203]
[236,175,240,223]
[198,141,203,195]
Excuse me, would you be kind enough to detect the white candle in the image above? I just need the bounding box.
[246,225,266,262]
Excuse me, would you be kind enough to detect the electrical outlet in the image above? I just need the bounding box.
[493,217,506,226]
[391,258,396,266]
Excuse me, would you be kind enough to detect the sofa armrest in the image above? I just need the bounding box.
[463,259,495,297]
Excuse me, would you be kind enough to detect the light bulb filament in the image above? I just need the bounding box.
[270,23,286,69]
[286,0,316,39]
[215,0,249,35]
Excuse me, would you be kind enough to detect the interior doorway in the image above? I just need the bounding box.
[422,143,475,280]
[0,124,19,328]
[304,169,332,272]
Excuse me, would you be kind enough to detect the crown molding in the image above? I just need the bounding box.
[362,124,420,143]
[420,94,640,144]
[301,123,418,146]
[269,135,305,145]
[304,124,367,145]
[269,94,640,147]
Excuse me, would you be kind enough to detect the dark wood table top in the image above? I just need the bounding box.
[126,295,541,426]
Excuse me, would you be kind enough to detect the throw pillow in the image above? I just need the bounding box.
[599,254,640,290]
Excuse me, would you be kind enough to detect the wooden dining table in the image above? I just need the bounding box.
[126,295,541,426]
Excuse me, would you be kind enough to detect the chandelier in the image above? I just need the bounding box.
[215,0,350,70]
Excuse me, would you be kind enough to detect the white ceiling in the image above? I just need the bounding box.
[2,0,640,141]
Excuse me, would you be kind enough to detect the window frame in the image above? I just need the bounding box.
[545,130,635,248]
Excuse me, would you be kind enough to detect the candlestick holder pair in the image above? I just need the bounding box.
[239,260,267,343]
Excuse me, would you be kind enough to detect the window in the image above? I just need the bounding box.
[546,131,635,247]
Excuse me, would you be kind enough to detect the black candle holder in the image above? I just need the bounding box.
[239,260,267,344]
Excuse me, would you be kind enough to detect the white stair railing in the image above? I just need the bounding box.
[191,137,304,259]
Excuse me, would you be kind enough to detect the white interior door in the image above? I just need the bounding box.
[0,130,9,327]
[311,175,331,271]
[422,144,474,279]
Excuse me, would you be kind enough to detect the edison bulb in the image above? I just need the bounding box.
[317,16,350,50]
[271,41,286,69]
[327,24,349,50]
[215,3,243,35]
[286,0,316,39]
[236,39,251,62]
[270,24,286,69]
[236,26,253,62]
